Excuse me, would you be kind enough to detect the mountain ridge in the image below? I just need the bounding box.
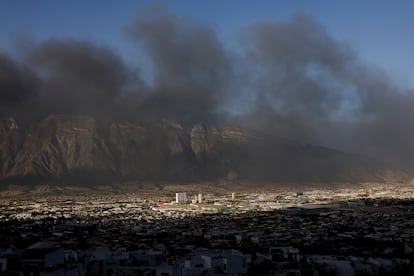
[0,114,406,186]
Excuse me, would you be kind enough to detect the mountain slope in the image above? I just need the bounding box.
[0,115,403,185]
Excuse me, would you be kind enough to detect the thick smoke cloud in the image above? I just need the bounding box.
[0,53,40,120]
[0,40,142,123]
[127,10,233,123]
[233,14,414,165]
[27,39,142,122]
[0,9,413,165]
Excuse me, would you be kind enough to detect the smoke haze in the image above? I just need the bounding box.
[0,9,412,165]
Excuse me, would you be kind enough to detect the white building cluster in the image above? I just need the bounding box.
[175,192,187,204]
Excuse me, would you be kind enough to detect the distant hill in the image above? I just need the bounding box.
[0,115,406,185]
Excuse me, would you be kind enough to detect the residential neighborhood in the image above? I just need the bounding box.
[0,183,414,275]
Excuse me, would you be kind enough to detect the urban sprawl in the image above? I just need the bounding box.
[1,182,414,275]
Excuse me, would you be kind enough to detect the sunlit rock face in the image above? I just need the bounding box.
[0,117,24,175]
[0,114,403,185]
[10,115,115,180]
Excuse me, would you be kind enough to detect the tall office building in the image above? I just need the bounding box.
[176,192,187,204]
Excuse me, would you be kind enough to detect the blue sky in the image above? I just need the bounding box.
[0,0,413,88]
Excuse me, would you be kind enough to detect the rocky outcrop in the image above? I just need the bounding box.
[0,117,24,176]
[190,122,221,160]
[0,114,402,185]
[109,119,197,180]
[9,115,116,182]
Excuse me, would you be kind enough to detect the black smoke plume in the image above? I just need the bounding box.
[0,9,413,165]
[127,8,234,124]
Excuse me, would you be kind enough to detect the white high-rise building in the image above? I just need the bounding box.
[198,193,203,203]
[176,192,187,204]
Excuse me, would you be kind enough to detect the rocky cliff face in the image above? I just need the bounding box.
[8,115,116,183]
[190,123,221,161]
[0,114,400,185]
[109,119,197,180]
[0,117,24,176]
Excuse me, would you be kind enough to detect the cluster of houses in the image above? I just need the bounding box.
[1,186,414,275]
[0,200,414,274]
[0,240,411,275]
